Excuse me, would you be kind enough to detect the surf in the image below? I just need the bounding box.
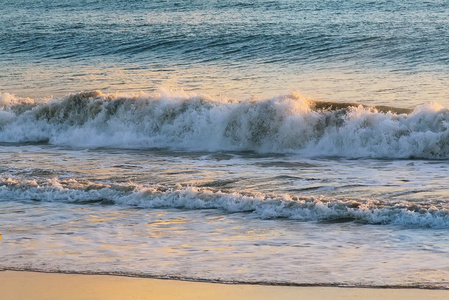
[1,90,449,159]
[1,176,448,228]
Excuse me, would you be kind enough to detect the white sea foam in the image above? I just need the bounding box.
[1,91,449,158]
[1,176,448,228]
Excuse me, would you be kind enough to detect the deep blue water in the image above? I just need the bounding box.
[2,0,448,67]
[1,0,448,102]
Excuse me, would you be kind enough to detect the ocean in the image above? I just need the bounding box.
[1,0,449,289]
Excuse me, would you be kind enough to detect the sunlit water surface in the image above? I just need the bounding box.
[1,145,449,288]
[1,0,449,289]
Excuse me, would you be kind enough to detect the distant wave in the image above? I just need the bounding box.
[1,177,448,228]
[1,91,449,159]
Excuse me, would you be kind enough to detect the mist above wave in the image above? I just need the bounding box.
[1,90,449,158]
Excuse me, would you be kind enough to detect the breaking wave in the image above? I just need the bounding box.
[1,177,448,228]
[1,90,449,159]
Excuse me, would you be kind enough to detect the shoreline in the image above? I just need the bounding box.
[2,270,449,300]
[1,268,447,290]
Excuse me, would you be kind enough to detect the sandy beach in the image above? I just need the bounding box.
[2,270,448,300]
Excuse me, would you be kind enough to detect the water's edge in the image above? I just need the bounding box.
[1,268,446,290]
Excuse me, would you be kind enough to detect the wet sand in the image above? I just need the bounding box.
[2,270,448,300]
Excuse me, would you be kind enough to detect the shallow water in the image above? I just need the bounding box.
[1,145,449,288]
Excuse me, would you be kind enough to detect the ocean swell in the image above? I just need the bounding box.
[1,91,449,158]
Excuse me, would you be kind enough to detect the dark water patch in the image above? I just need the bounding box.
[273,175,301,180]
[255,161,318,168]
[319,217,356,224]
[72,198,116,206]
[205,153,234,161]
[54,232,75,235]
[287,186,325,192]
[312,101,413,114]
[199,179,241,188]
[112,164,143,170]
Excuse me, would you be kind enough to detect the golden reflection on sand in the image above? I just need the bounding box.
[2,271,449,300]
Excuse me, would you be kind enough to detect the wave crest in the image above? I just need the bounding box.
[1,91,449,158]
[1,177,448,228]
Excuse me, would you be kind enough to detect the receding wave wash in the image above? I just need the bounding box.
[1,91,448,159]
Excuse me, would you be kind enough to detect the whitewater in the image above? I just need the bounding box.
[1,91,449,159]
[2,91,449,288]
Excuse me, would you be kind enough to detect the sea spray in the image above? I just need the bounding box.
[1,91,449,158]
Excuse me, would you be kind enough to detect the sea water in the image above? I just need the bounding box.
[1,0,449,288]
